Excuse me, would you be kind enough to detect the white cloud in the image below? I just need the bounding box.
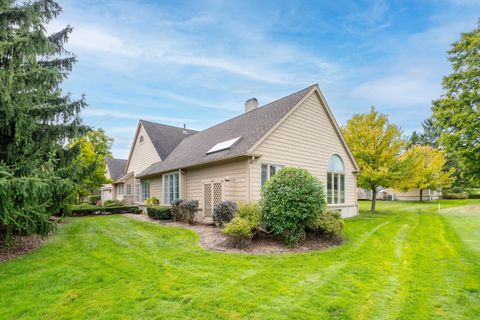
[83,109,194,124]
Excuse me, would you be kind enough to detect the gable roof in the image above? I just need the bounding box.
[140,120,198,160]
[105,158,127,180]
[138,85,317,177]
[124,120,198,173]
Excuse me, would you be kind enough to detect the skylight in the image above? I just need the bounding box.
[206,137,241,154]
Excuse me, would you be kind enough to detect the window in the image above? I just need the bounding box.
[164,172,180,204]
[141,180,150,201]
[126,184,132,195]
[139,135,144,143]
[261,163,284,187]
[117,184,124,195]
[134,179,140,202]
[327,155,345,204]
[206,137,241,154]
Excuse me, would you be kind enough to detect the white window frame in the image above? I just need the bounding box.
[327,154,345,205]
[117,183,124,196]
[134,179,141,203]
[261,163,284,188]
[163,172,180,205]
[126,184,132,195]
[141,180,150,202]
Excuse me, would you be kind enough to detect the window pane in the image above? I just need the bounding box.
[327,173,332,204]
[174,174,179,200]
[340,174,345,203]
[333,174,339,203]
[261,164,268,187]
[270,165,276,178]
[328,155,345,173]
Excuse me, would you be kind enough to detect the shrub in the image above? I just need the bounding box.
[443,192,469,199]
[236,202,261,226]
[144,196,159,206]
[451,186,464,193]
[88,195,101,205]
[170,199,184,220]
[178,200,199,224]
[222,202,261,247]
[223,217,254,247]
[260,167,326,246]
[103,200,124,207]
[213,201,237,227]
[147,206,172,220]
[308,209,344,239]
[69,205,140,216]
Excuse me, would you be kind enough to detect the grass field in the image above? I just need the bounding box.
[0,200,479,319]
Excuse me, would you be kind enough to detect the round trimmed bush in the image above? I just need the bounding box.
[260,167,326,246]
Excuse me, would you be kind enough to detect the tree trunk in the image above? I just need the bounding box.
[371,188,377,213]
[420,189,423,202]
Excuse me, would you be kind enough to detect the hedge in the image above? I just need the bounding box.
[147,206,172,220]
[70,205,141,216]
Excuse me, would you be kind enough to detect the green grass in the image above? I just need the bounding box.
[1,200,479,319]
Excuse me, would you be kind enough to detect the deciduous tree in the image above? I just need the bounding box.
[396,146,455,201]
[342,107,404,213]
[432,20,480,186]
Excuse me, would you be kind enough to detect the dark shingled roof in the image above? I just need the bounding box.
[140,120,198,160]
[105,158,127,180]
[138,85,316,177]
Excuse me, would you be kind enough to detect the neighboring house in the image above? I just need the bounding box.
[101,158,127,203]
[386,189,442,201]
[131,84,360,218]
[357,188,388,201]
[109,120,198,205]
[357,188,442,201]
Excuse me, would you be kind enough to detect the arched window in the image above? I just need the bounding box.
[327,155,345,204]
[139,135,144,143]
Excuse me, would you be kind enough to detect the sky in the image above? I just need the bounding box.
[50,0,480,159]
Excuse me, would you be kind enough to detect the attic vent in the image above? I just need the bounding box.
[206,137,241,154]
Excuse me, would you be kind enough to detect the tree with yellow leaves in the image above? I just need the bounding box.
[342,107,404,213]
[396,145,455,201]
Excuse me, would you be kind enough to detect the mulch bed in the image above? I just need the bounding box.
[0,234,48,263]
[125,214,342,254]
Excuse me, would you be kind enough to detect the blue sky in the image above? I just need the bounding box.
[51,0,480,159]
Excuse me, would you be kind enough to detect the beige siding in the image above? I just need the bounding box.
[149,176,163,201]
[184,160,248,214]
[126,124,161,175]
[250,91,358,211]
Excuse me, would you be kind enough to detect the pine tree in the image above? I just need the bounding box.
[0,0,88,242]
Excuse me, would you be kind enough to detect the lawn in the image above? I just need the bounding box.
[1,200,479,319]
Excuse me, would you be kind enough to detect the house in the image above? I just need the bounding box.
[120,84,360,218]
[105,120,198,204]
[101,158,127,203]
[357,188,442,201]
[385,188,442,201]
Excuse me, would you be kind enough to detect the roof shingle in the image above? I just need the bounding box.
[140,120,198,160]
[138,85,316,177]
[105,158,127,180]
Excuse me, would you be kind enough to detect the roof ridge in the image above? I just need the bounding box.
[139,119,198,132]
[168,84,317,146]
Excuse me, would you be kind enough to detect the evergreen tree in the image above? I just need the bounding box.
[0,0,87,242]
